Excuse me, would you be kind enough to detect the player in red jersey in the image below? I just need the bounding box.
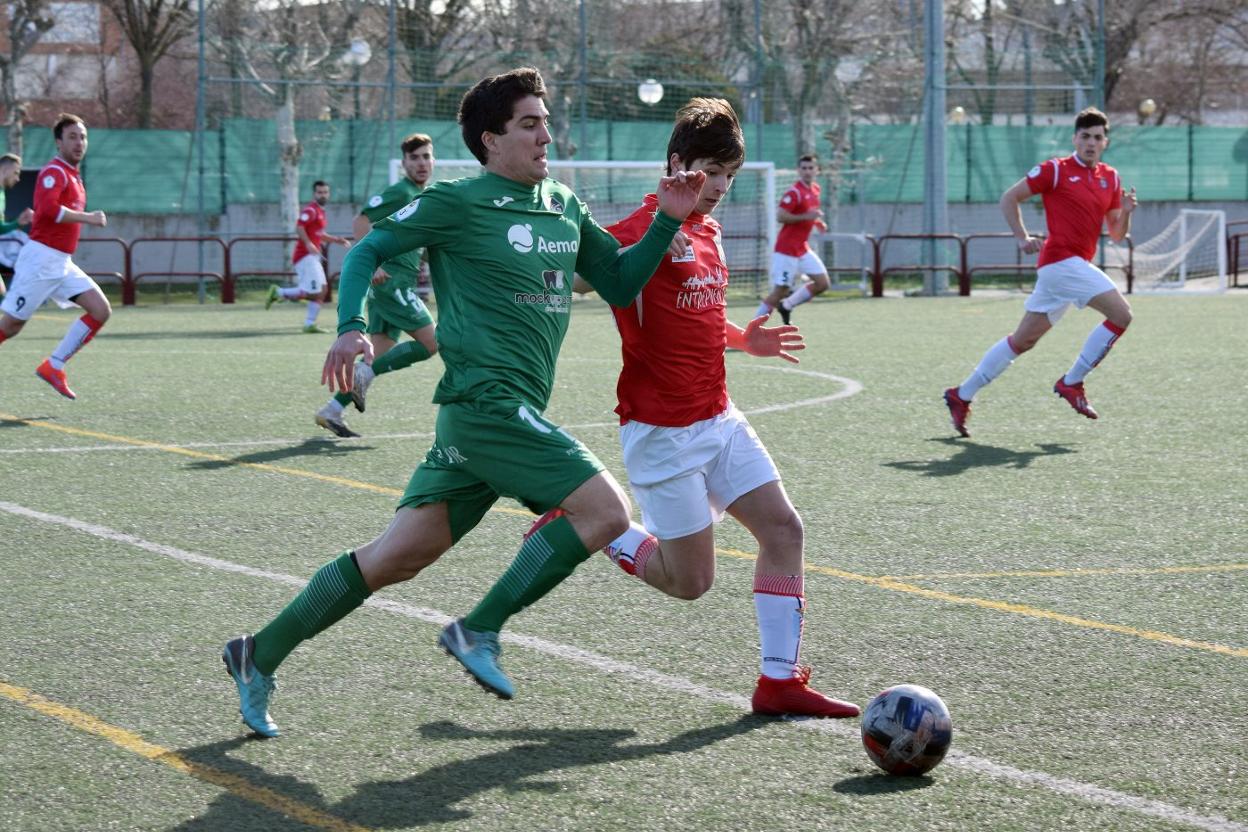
[756,154,830,325]
[0,114,110,400]
[266,180,351,332]
[568,99,859,718]
[943,107,1136,436]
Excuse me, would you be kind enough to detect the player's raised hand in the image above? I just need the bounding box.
[1122,186,1138,213]
[741,315,805,364]
[668,229,691,259]
[322,330,375,393]
[656,169,707,221]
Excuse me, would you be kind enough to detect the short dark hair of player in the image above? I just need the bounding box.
[0,153,20,167]
[458,67,547,165]
[401,133,433,154]
[312,180,329,191]
[1074,107,1109,134]
[664,98,745,176]
[798,154,819,165]
[53,113,85,140]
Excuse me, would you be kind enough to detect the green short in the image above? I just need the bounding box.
[366,280,434,342]
[399,393,605,543]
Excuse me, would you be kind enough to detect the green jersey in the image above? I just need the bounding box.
[338,170,681,410]
[361,177,425,286]
[0,190,18,235]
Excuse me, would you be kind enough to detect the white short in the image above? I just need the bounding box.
[1024,256,1117,324]
[770,250,827,288]
[0,239,97,321]
[620,402,780,540]
[294,254,326,294]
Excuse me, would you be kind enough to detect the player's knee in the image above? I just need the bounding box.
[1111,306,1133,329]
[812,275,830,293]
[0,316,24,337]
[1010,332,1039,354]
[669,570,714,601]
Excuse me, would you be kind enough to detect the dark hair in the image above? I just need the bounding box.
[458,67,547,164]
[312,180,329,191]
[798,154,819,165]
[53,113,85,140]
[401,133,433,155]
[1074,107,1109,134]
[665,98,745,175]
[0,152,20,167]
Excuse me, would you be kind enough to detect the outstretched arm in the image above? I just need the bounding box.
[726,316,805,364]
[323,228,407,392]
[999,179,1042,254]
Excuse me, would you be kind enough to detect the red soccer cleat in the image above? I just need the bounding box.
[943,387,971,437]
[1054,376,1098,419]
[751,666,860,718]
[35,360,76,400]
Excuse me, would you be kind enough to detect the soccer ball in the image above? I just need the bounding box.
[860,684,953,776]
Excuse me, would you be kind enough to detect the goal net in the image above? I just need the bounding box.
[1101,209,1227,293]
[392,158,777,298]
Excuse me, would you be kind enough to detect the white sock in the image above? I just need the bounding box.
[50,315,102,369]
[754,301,772,319]
[781,284,813,310]
[304,302,321,326]
[603,521,658,578]
[754,574,804,679]
[958,336,1018,401]
[278,287,302,300]
[1065,321,1126,384]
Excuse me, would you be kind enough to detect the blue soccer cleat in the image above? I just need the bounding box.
[223,635,280,737]
[438,619,515,700]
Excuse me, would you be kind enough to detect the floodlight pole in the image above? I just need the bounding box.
[196,0,207,303]
[922,0,948,295]
[1094,0,1106,108]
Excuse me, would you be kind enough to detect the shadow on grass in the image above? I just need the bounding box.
[186,438,373,470]
[170,716,767,830]
[884,437,1076,477]
[0,415,56,428]
[832,772,937,795]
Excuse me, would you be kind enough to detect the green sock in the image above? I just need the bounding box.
[252,552,371,675]
[333,391,353,407]
[373,340,431,375]
[462,514,590,633]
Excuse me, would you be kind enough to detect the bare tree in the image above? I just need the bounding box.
[207,0,366,235]
[0,0,55,156]
[102,0,195,128]
[392,0,479,118]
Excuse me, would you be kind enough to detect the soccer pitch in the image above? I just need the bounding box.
[1,293,1244,832]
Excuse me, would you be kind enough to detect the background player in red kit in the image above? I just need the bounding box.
[0,113,110,400]
[944,107,1136,436]
[573,98,859,718]
[756,154,830,325]
[266,180,351,333]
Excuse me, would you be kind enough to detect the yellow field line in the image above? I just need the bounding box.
[5,412,1239,658]
[0,680,369,832]
[883,564,1248,581]
[715,547,1248,659]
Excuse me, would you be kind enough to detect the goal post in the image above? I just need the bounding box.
[389,158,777,298]
[1102,208,1227,294]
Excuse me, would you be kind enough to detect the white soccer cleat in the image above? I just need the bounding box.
[350,362,376,413]
[315,404,360,438]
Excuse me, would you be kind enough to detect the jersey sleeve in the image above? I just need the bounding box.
[1025,160,1058,195]
[295,206,314,230]
[576,197,681,307]
[373,183,460,252]
[33,168,68,225]
[778,187,801,212]
[604,203,652,247]
[361,184,409,225]
[1108,170,1122,210]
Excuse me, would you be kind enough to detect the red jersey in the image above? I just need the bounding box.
[607,194,730,427]
[774,180,821,256]
[1026,155,1121,267]
[30,157,86,254]
[292,200,327,262]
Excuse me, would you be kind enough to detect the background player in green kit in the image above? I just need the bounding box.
[222,67,705,736]
[0,153,34,297]
[315,133,439,438]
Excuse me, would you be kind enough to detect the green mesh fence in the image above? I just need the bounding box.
[4,121,1245,214]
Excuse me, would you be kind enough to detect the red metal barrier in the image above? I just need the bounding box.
[76,237,133,303]
[871,233,965,297]
[1227,220,1248,288]
[128,236,231,302]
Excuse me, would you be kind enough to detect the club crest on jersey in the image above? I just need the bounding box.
[367,194,383,208]
[42,175,56,188]
[547,194,564,213]
[1099,178,1108,189]
[1027,165,1042,179]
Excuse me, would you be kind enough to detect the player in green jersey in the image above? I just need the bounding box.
[315,133,439,437]
[0,153,33,297]
[222,67,705,736]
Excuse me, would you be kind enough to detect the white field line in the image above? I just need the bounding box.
[2,500,1243,832]
[1,367,862,455]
